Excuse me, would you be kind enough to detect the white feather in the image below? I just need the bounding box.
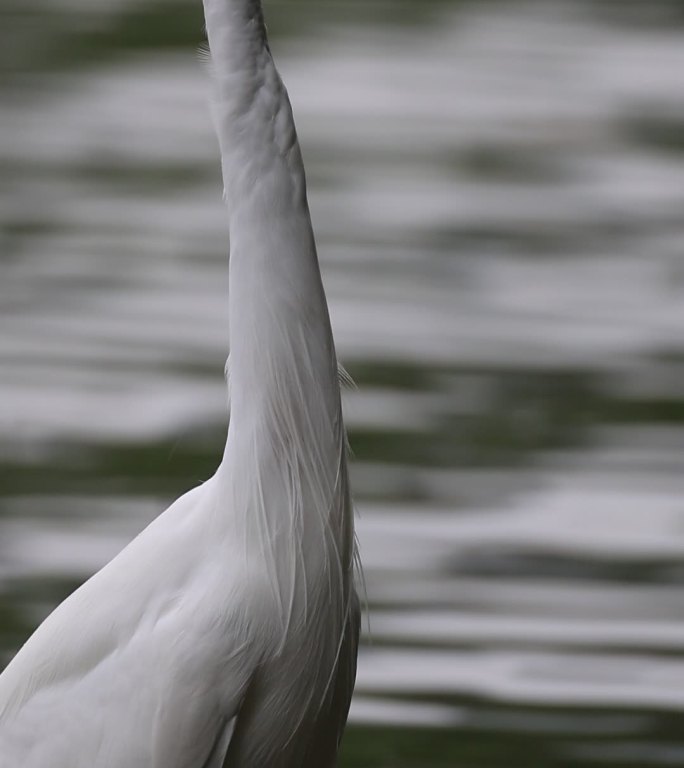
[0,1,359,765]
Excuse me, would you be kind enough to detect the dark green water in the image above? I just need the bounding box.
[2,1,684,765]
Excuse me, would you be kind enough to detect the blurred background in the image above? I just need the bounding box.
[2,0,684,765]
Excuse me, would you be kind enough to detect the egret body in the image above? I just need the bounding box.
[0,1,359,765]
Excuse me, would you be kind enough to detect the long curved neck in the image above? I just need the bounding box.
[203,3,354,625]
[203,0,338,432]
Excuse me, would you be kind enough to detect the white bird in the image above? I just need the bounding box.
[0,0,359,765]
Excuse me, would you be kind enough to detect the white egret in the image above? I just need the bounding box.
[0,0,359,764]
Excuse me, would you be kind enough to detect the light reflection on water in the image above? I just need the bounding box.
[1,1,684,765]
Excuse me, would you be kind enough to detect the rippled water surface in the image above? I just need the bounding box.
[2,1,684,765]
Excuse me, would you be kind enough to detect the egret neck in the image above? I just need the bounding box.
[204,0,352,610]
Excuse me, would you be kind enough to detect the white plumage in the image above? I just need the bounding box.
[0,1,359,765]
